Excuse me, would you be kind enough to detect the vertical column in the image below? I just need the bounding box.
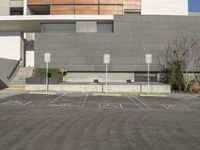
[23,0,27,15]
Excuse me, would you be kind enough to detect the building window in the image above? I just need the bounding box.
[134,73,157,82]
[97,22,113,33]
[10,7,23,15]
[41,23,76,33]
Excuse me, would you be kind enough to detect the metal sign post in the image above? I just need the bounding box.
[145,54,152,95]
[104,54,110,94]
[44,53,51,92]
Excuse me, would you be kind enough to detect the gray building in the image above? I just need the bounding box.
[0,0,200,84]
[33,15,200,82]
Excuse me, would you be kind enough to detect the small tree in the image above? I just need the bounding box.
[159,35,200,91]
[194,57,200,84]
[166,60,184,90]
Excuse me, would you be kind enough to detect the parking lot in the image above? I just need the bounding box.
[0,92,200,111]
[0,91,200,150]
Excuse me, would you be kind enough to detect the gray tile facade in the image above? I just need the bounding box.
[35,15,200,72]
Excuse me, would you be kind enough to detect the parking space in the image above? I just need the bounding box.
[138,94,200,110]
[168,95,200,110]
[85,95,142,109]
[0,93,59,106]
[0,92,199,110]
[49,93,87,108]
[0,92,199,150]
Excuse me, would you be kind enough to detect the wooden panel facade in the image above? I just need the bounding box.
[100,5,123,15]
[99,0,123,5]
[75,0,98,5]
[51,0,74,5]
[124,0,141,10]
[28,0,141,15]
[75,5,98,15]
[51,5,74,14]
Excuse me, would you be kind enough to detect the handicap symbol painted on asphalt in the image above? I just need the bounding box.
[99,103,122,109]
[161,104,174,109]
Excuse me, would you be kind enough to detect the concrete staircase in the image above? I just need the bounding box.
[10,67,33,88]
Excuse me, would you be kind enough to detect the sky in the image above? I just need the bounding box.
[188,0,200,12]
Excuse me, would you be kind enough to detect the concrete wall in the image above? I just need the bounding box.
[65,73,135,82]
[34,15,200,72]
[0,32,22,61]
[76,21,97,33]
[0,0,9,16]
[0,58,18,87]
[141,0,188,16]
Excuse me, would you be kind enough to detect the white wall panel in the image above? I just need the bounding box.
[0,0,9,16]
[25,51,34,67]
[141,0,188,16]
[0,35,22,60]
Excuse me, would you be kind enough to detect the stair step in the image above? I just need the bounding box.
[10,67,34,86]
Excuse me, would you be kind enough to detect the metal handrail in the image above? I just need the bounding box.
[7,58,22,79]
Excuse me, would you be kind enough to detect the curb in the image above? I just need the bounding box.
[140,94,167,97]
[29,91,57,95]
[1,88,25,91]
[92,93,122,96]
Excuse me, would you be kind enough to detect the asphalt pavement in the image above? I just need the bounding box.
[0,91,200,150]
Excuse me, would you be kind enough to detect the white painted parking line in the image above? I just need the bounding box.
[50,103,66,107]
[119,104,123,109]
[2,100,32,106]
[98,103,101,109]
[50,93,65,104]
[125,94,142,109]
[131,94,152,110]
[83,93,89,104]
[161,104,191,110]
[181,105,191,110]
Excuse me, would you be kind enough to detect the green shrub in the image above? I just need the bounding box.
[34,68,63,82]
[165,60,184,91]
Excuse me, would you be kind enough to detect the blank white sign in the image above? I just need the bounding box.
[145,54,152,64]
[104,54,110,64]
[44,53,51,63]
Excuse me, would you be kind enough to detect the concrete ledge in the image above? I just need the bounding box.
[140,94,167,97]
[29,92,57,95]
[25,83,171,94]
[141,85,171,94]
[25,84,102,92]
[93,93,122,96]
[103,84,140,93]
